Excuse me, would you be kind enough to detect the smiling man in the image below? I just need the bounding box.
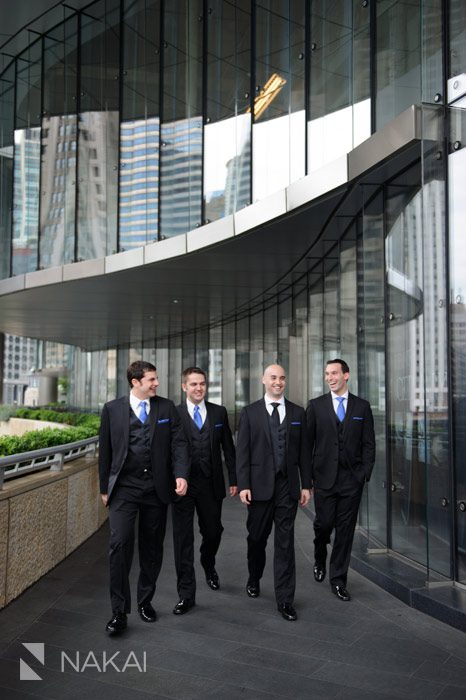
[99,360,190,635]
[236,364,311,621]
[306,359,375,602]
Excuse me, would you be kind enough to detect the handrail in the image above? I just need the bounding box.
[0,436,99,489]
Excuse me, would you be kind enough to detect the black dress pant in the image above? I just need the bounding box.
[172,473,223,599]
[313,466,364,586]
[108,481,167,614]
[246,472,298,606]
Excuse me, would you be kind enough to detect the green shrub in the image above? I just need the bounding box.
[0,405,17,421]
[0,425,97,457]
[0,409,100,457]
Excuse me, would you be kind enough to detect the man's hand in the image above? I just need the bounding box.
[175,478,188,496]
[229,486,238,497]
[299,488,311,507]
[240,489,251,505]
[101,494,108,506]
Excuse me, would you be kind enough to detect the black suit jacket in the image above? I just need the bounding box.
[99,395,190,504]
[236,398,311,501]
[176,401,236,499]
[306,392,375,489]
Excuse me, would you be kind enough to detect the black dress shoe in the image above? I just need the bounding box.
[313,563,326,583]
[205,569,220,590]
[105,612,127,635]
[332,584,351,601]
[246,581,260,598]
[173,598,195,615]
[138,602,157,622]
[277,603,297,621]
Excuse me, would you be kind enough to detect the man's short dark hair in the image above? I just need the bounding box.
[182,366,207,383]
[326,358,350,374]
[127,360,157,386]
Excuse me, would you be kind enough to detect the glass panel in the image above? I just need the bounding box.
[308,0,370,172]
[168,335,182,403]
[288,282,308,407]
[208,325,223,405]
[448,0,466,79]
[120,0,161,249]
[386,164,427,567]
[253,1,305,199]
[308,264,324,397]
[263,302,277,366]
[340,231,358,386]
[448,105,466,584]
[160,0,203,238]
[222,321,236,427]
[77,0,120,259]
[236,316,249,413]
[12,126,40,274]
[277,289,292,370]
[204,0,251,222]
[323,257,339,358]
[360,189,387,546]
[421,0,443,104]
[0,63,14,279]
[195,327,209,371]
[250,310,264,402]
[375,0,421,129]
[182,331,195,374]
[420,107,450,579]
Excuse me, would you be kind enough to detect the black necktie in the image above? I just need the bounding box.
[271,402,280,427]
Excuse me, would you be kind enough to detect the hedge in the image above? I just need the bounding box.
[0,409,100,458]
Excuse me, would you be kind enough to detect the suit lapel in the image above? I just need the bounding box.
[149,396,159,443]
[205,402,215,448]
[180,403,193,445]
[284,399,292,444]
[325,393,338,434]
[343,393,355,433]
[120,397,130,448]
[259,400,272,448]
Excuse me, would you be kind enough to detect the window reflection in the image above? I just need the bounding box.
[12,128,40,274]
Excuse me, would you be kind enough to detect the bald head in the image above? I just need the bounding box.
[262,364,286,400]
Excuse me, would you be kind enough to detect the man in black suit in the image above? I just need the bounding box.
[236,364,312,621]
[99,360,190,635]
[306,358,375,601]
[171,367,237,615]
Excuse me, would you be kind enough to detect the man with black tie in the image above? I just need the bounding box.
[99,360,189,635]
[236,364,311,621]
[306,359,375,601]
[172,367,237,615]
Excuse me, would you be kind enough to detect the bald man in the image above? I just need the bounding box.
[236,365,312,621]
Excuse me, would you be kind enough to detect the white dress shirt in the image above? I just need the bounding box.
[186,398,206,426]
[264,395,286,424]
[129,392,150,419]
[331,391,348,416]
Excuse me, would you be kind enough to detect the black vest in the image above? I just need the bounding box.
[267,411,287,474]
[189,412,212,477]
[118,408,153,487]
[337,416,347,467]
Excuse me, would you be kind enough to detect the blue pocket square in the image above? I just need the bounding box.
[214,423,223,428]
[352,416,364,420]
[158,418,170,424]
[291,421,301,426]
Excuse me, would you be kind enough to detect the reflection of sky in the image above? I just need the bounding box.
[449,147,466,298]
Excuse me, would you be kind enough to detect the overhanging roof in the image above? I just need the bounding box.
[0,106,424,351]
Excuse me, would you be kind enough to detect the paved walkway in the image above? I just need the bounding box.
[1,496,465,700]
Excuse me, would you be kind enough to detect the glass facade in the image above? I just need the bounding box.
[1,0,466,599]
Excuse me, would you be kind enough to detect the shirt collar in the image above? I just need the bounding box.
[186,398,206,413]
[331,391,348,401]
[130,392,149,412]
[264,395,285,407]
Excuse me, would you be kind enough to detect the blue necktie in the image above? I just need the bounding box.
[193,405,203,429]
[336,396,345,422]
[138,400,148,424]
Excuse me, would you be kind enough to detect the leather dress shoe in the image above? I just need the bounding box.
[173,598,195,615]
[313,563,326,583]
[138,602,157,622]
[332,584,351,601]
[246,581,260,598]
[105,612,127,635]
[205,569,220,590]
[277,603,297,621]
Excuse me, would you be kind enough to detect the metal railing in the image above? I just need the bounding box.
[0,436,99,489]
